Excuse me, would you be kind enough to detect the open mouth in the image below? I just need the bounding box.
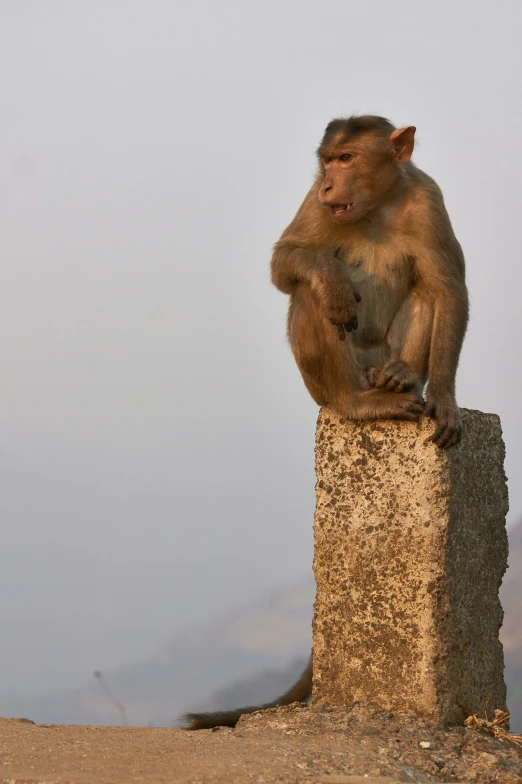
[330,203,354,216]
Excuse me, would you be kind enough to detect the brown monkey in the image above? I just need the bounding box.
[184,116,469,731]
[273,115,468,449]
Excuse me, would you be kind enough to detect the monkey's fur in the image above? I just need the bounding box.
[183,656,312,730]
[275,115,468,448]
[184,116,468,730]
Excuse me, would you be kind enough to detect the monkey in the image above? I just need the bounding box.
[183,116,469,730]
[273,114,468,449]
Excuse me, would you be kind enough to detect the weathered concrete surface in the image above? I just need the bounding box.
[312,408,509,725]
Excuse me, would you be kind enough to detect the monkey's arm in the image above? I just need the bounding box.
[271,192,360,336]
[416,239,469,448]
[271,242,360,338]
[271,240,338,294]
[271,185,342,294]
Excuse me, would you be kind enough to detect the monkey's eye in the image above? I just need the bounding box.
[340,153,354,162]
[322,156,332,164]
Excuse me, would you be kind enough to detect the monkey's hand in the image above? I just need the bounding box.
[424,392,462,449]
[375,360,423,394]
[316,265,361,341]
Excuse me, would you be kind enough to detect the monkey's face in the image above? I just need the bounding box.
[317,133,403,225]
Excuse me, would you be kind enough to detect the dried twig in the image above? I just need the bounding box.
[93,670,129,726]
[464,708,522,748]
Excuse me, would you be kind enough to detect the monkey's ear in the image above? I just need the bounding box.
[390,126,416,162]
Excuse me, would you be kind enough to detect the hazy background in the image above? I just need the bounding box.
[0,0,520,719]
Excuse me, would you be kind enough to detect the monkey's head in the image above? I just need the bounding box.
[317,116,416,224]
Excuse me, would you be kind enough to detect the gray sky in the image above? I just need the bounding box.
[1,0,521,693]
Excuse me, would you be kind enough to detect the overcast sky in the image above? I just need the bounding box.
[1,0,521,694]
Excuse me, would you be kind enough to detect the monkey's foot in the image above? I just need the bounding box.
[341,389,425,422]
[371,390,425,421]
[375,360,422,394]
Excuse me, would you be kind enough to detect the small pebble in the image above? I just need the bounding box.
[419,741,431,749]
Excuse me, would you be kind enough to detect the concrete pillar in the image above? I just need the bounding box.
[312,408,509,725]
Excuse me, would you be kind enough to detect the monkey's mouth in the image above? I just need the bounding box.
[330,203,354,216]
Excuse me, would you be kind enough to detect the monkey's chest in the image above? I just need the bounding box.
[343,252,412,347]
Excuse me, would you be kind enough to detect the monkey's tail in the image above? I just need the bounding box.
[181,654,312,730]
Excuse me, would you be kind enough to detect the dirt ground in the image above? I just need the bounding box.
[1,703,521,784]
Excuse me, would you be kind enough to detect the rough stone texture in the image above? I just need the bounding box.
[312,408,509,725]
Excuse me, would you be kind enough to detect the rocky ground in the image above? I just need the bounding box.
[1,702,521,784]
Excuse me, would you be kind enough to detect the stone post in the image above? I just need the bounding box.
[312,408,509,725]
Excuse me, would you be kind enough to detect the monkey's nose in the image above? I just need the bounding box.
[319,185,334,205]
[319,177,334,198]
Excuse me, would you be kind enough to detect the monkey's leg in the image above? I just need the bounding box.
[288,286,424,421]
[375,288,433,396]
